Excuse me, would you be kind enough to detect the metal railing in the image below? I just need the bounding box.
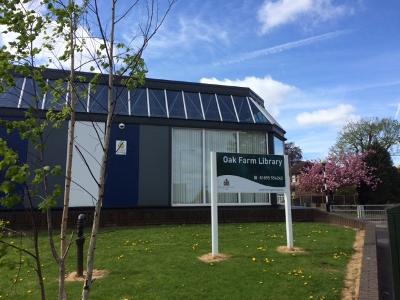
[330,204,397,222]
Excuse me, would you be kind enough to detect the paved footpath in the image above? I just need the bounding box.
[376,225,394,300]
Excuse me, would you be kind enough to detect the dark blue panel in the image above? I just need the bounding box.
[167,90,185,119]
[104,123,139,207]
[0,77,24,108]
[217,95,237,122]
[184,92,203,120]
[149,89,167,118]
[131,88,148,117]
[234,96,253,123]
[249,99,270,124]
[201,93,220,121]
[89,84,108,113]
[0,116,28,210]
[114,86,129,115]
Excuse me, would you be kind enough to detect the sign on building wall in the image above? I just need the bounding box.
[217,153,286,193]
[116,140,127,155]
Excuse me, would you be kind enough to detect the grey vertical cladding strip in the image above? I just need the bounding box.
[27,121,68,208]
[138,125,170,207]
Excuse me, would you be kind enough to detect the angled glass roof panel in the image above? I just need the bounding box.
[201,93,220,121]
[233,96,253,123]
[217,94,237,122]
[44,80,68,111]
[113,86,129,115]
[166,90,185,119]
[0,77,25,108]
[73,82,90,113]
[149,89,167,118]
[184,92,203,120]
[89,84,108,113]
[131,88,148,117]
[249,99,270,124]
[18,78,43,109]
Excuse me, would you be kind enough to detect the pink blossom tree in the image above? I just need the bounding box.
[298,152,378,198]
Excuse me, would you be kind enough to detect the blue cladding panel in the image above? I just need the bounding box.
[167,90,185,119]
[103,123,139,207]
[201,93,220,121]
[149,89,167,117]
[234,96,253,123]
[184,92,203,120]
[131,88,148,117]
[217,95,237,122]
[0,116,28,209]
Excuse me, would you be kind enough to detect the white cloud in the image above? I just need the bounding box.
[258,0,350,33]
[214,30,350,66]
[296,104,359,126]
[200,76,296,116]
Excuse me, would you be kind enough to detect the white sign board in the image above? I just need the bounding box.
[116,140,127,155]
[210,152,293,257]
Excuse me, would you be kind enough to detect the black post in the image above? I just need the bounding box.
[76,213,86,277]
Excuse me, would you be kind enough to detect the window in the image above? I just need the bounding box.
[184,92,203,120]
[148,89,167,117]
[0,77,25,108]
[171,128,271,205]
[131,88,148,117]
[171,129,203,204]
[277,193,285,205]
[167,90,185,119]
[274,136,284,155]
[89,84,108,113]
[43,79,69,111]
[217,95,237,122]
[249,99,270,124]
[234,96,253,123]
[113,86,129,115]
[239,131,270,204]
[201,93,220,121]
[205,130,237,203]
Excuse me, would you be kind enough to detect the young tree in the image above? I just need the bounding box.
[0,0,93,298]
[298,153,378,204]
[76,1,176,299]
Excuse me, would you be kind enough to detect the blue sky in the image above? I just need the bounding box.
[0,0,398,163]
[139,0,400,163]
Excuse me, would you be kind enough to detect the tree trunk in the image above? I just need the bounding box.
[82,2,116,299]
[59,2,77,299]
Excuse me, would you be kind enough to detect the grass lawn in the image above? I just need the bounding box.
[0,222,356,300]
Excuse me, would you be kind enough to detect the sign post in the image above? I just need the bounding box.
[210,152,293,255]
[210,152,219,257]
[283,155,293,249]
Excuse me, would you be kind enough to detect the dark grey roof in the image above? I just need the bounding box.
[0,68,284,130]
